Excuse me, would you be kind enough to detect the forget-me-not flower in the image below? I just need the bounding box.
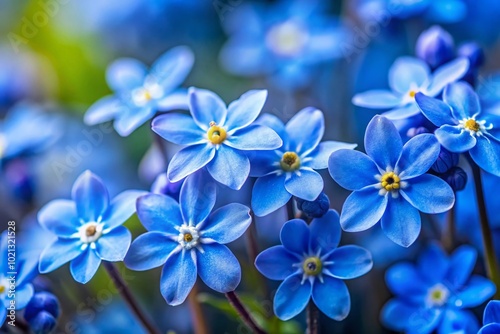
[352,56,469,120]
[125,171,251,305]
[85,46,194,136]
[152,88,282,190]
[382,244,496,334]
[479,300,500,334]
[329,116,454,247]
[416,81,500,176]
[255,210,372,320]
[250,108,356,216]
[37,170,145,284]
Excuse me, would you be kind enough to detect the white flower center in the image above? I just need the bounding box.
[131,78,164,107]
[427,283,450,307]
[458,115,492,137]
[78,222,104,244]
[177,224,200,250]
[266,20,309,57]
[0,276,8,296]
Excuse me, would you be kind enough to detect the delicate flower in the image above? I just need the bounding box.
[152,88,282,190]
[250,108,356,216]
[124,171,251,305]
[352,56,469,120]
[255,210,372,320]
[382,244,496,333]
[416,82,500,176]
[37,170,145,284]
[329,116,454,247]
[84,46,194,137]
[479,300,500,334]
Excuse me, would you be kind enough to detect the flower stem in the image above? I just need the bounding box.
[286,199,295,220]
[103,262,162,334]
[225,291,267,334]
[306,301,319,334]
[187,283,209,334]
[442,206,456,252]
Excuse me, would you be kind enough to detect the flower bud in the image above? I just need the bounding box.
[431,147,459,173]
[295,192,330,218]
[406,126,430,138]
[24,292,60,325]
[28,311,57,334]
[416,26,455,69]
[442,166,467,192]
[458,42,485,69]
[151,173,184,201]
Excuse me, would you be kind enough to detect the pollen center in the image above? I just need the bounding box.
[280,152,301,171]
[380,172,400,191]
[207,122,227,145]
[408,90,417,98]
[86,225,97,237]
[184,233,193,242]
[427,284,450,307]
[302,257,322,276]
[177,224,200,250]
[78,222,104,244]
[0,285,5,294]
[464,119,480,132]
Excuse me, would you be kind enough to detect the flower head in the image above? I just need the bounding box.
[479,300,500,334]
[329,115,454,247]
[255,210,372,320]
[37,170,145,284]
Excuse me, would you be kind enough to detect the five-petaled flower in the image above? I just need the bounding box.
[152,88,282,190]
[479,300,500,334]
[329,115,455,247]
[255,210,373,321]
[37,170,145,284]
[124,171,252,305]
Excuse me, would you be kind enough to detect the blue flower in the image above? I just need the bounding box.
[352,56,469,120]
[152,88,282,190]
[382,244,496,334]
[479,300,500,334]
[84,46,194,137]
[416,81,500,176]
[37,170,145,284]
[124,171,251,305]
[250,108,356,216]
[329,116,454,247]
[255,210,372,320]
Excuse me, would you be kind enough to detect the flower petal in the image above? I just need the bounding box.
[284,169,323,201]
[470,136,500,177]
[249,150,279,177]
[274,274,311,321]
[70,248,102,284]
[381,195,421,247]
[397,134,440,179]
[14,284,34,309]
[102,190,147,230]
[427,58,469,97]
[484,300,500,325]
[385,263,428,299]
[401,174,455,214]
[446,245,477,288]
[312,276,350,321]
[225,90,267,131]
[381,299,442,333]
[152,113,205,145]
[179,169,217,225]
[167,144,215,182]
[255,246,300,281]
[207,145,249,190]
[329,149,380,191]
[435,124,477,152]
[84,96,125,125]
[352,90,401,109]
[306,141,357,170]
[417,244,449,284]
[197,243,241,293]
[340,186,388,232]
[364,116,402,171]
[389,57,430,94]
[225,124,283,150]
[443,82,480,120]
[280,219,310,255]
[285,107,324,155]
[95,226,131,262]
[160,250,197,306]
[480,324,500,334]
[383,104,421,120]
[37,199,79,237]
[39,239,82,273]
[125,232,178,271]
[251,173,291,217]
[415,92,455,127]
[188,88,227,131]
[150,46,194,92]
[255,113,287,142]
[201,203,251,244]
[113,106,156,137]
[454,276,496,308]
[438,309,479,334]
[309,209,341,253]
[156,89,189,111]
[71,170,110,222]
[106,58,146,92]
[136,193,182,233]
[326,245,373,279]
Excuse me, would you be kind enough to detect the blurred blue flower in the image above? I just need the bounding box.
[329,116,454,247]
[125,171,251,305]
[415,82,500,176]
[37,170,145,284]
[24,291,60,334]
[352,56,469,120]
[250,108,356,216]
[152,88,282,190]
[479,300,500,334]
[85,46,194,137]
[255,210,372,320]
[382,244,495,333]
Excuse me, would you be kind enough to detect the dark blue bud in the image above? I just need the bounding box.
[28,311,57,334]
[432,147,459,173]
[4,159,35,203]
[150,173,184,201]
[406,126,430,138]
[442,166,467,191]
[24,292,60,323]
[295,192,330,218]
[416,26,455,69]
[458,42,485,69]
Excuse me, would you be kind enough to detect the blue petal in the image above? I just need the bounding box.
[326,245,372,279]
[285,107,324,155]
[417,244,449,284]
[156,89,189,111]
[385,263,428,300]
[254,113,287,142]
[306,141,357,170]
[274,274,311,321]
[340,186,388,232]
[39,239,82,273]
[443,82,481,120]
[455,276,496,308]
[249,150,279,177]
[415,93,455,127]
[225,90,267,131]
[95,226,131,262]
[389,57,430,94]
[113,106,156,137]
[136,193,182,233]
[106,58,146,92]
[207,145,249,190]
[167,144,215,182]
[255,246,300,281]
[102,190,147,230]
[469,136,500,177]
[84,96,125,125]
[152,113,205,145]
[37,199,79,237]
[480,324,500,334]
[381,299,442,333]
[179,170,217,225]
[427,58,469,97]
[280,219,310,255]
[160,250,197,306]
[446,245,477,288]
[312,275,350,321]
[251,173,291,217]
[0,306,6,325]
[484,300,500,325]
[401,174,455,213]
[70,248,102,284]
[150,46,194,92]
[383,104,421,120]
[14,284,34,309]
[435,124,477,152]
[284,168,323,201]
[438,309,479,334]
[225,124,283,150]
[381,195,421,247]
[329,149,382,191]
[188,88,227,131]
[71,170,110,222]
[200,203,251,244]
[397,134,440,179]
[309,209,341,253]
[125,232,178,271]
[364,116,402,171]
[197,243,241,293]
[352,90,401,109]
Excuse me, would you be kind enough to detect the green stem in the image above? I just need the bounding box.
[286,199,295,220]
[225,291,267,334]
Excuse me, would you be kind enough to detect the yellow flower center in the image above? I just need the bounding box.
[427,284,450,307]
[207,122,227,145]
[0,285,5,294]
[85,225,97,237]
[183,233,193,243]
[408,90,417,98]
[302,257,322,276]
[464,119,480,132]
[280,152,301,171]
[143,90,152,101]
[380,172,400,191]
